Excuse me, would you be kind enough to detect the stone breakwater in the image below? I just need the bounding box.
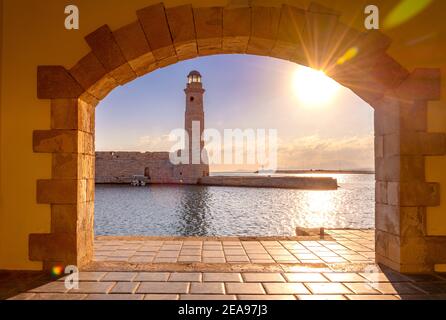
[199,176,338,190]
[96,152,338,190]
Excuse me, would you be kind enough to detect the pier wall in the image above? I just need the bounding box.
[199,176,338,190]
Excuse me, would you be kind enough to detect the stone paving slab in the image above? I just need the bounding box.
[94,230,375,265]
[7,230,446,300]
[10,270,446,300]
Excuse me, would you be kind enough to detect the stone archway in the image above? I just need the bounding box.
[32,2,446,273]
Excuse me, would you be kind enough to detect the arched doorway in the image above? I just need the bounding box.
[32,3,445,273]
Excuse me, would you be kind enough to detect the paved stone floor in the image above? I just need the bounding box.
[94,230,375,265]
[7,230,446,300]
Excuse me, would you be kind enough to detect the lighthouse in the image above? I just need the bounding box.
[184,70,205,165]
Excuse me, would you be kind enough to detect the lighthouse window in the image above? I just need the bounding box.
[190,96,195,102]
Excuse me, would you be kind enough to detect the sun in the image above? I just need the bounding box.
[292,66,341,106]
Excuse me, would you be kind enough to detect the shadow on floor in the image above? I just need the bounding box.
[0,270,56,300]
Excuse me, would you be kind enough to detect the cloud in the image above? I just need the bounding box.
[278,134,375,170]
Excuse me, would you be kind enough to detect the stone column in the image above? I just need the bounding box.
[31,98,95,270]
[375,69,446,273]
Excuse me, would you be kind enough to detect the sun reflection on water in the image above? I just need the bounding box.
[302,191,336,228]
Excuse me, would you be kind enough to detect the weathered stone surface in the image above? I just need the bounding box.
[113,21,151,63]
[79,131,94,155]
[85,25,126,70]
[369,54,409,91]
[29,233,77,263]
[396,68,441,101]
[109,64,137,86]
[51,153,94,180]
[375,135,384,158]
[328,31,392,104]
[38,66,83,99]
[37,179,79,204]
[51,204,78,234]
[376,181,388,204]
[194,7,223,56]
[51,99,94,133]
[51,99,78,130]
[137,3,177,62]
[70,52,119,100]
[384,132,446,156]
[52,153,78,179]
[166,5,198,61]
[375,155,425,182]
[223,7,251,53]
[112,20,157,75]
[376,204,400,236]
[33,130,78,153]
[271,5,306,63]
[302,6,339,69]
[247,6,280,56]
[375,229,401,265]
[387,182,440,206]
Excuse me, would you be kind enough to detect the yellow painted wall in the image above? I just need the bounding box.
[0,0,445,270]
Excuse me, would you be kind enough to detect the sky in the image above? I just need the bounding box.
[96,54,374,171]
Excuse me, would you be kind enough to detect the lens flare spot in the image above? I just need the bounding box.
[51,265,64,277]
[384,0,433,30]
[336,47,359,65]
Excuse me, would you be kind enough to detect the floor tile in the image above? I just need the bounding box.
[203,273,243,283]
[284,273,328,283]
[226,283,265,295]
[102,272,137,282]
[305,283,352,295]
[134,272,170,282]
[242,273,285,283]
[169,273,202,282]
[263,283,310,295]
[137,282,189,294]
[190,283,225,294]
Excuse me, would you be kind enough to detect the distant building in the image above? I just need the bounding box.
[96,71,210,184]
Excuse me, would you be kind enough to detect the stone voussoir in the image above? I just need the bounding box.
[166,4,198,61]
[247,6,280,56]
[223,7,251,53]
[194,7,223,56]
[70,52,119,100]
[37,66,84,99]
[84,24,136,85]
[271,5,306,63]
[302,3,340,69]
[113,21,158,77]
[137,3,177,64]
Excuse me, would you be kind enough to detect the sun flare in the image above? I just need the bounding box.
[292,67,341,106]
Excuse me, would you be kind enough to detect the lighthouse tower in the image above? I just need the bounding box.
[175,71,209,183]
[184,70,205,165]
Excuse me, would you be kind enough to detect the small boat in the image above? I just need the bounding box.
[131,175,149,187]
